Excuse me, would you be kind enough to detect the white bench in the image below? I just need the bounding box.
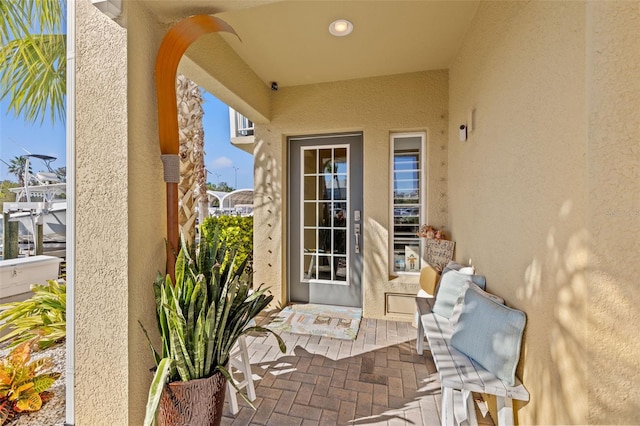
[416,297,529,426]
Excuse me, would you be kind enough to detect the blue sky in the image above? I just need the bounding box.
[0,98,67,177]
[0,90,254,189]
[201,92,254,189]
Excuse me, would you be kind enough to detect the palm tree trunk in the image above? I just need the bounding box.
[194,110,208,228]
[176,74,205,246]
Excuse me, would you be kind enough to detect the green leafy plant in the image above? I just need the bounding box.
[141,225,285,426]
[0,341,61,425]
[200,215,253,269]
[0,280,66,350]
[0,0,66,125]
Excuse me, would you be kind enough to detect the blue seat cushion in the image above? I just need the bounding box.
[450,287,526,386]
[449,282,504,329]
[432,270,486,319]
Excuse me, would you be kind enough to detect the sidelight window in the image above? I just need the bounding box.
[390,132,426,275]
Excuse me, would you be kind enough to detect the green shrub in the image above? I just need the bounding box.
[0,280,66,350]
[200,216,253,268]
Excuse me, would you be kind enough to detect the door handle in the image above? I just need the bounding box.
[354,223,361,254]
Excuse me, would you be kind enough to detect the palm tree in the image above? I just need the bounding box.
[0,0,66,124]
[176,73,205,245]
[7,156,31,186]
[54,166,66,182]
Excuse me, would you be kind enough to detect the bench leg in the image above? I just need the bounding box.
[226,335,256,415]
[441,387,455,426]
[464,390,478,426]
[496,396,514,426]
[238,335,256,401]
[451,390,478,426]
[416,314,425,355]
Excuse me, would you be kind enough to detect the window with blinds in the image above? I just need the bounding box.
[390,132,426,275]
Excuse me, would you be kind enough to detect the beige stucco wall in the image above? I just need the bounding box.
[74,0,129,423]
[253,71,449,319]
[449,1,640,424]
[75,0,166,424]
[124,1,168,425]
[586,2,640,423]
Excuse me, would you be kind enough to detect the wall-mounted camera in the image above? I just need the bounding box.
[459,124,467,142]
[271,81,279,91]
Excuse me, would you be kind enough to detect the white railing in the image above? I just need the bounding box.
[229,108,254,137]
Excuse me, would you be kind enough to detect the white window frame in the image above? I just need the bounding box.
[300,144,350,286]
[389,132,427,276]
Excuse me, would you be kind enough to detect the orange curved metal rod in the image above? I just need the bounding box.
[155,15,237,278]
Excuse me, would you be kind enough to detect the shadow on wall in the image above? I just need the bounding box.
[587,213,640,422]
[252,138,283,293]
[517,199,590,424]
[253,137,282,212]
[363,219,392,317]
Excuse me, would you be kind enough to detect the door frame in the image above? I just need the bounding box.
[286,132,363,307]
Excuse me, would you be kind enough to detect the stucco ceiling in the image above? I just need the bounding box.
[139,0,479,88]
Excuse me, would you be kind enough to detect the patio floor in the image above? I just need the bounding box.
[221,317,494,425]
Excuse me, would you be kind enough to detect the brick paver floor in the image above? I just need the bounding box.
[221,316,494,425]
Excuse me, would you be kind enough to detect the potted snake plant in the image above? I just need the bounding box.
[141,226,285,426]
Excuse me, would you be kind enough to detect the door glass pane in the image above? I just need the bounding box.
[304,254,316,279]
[333,207,347,227]
[318,202,331,228]
[318,229,331,252]
[304,176,316,200]
[335,257,347,282]
[320,173,333,200]
[303,229,316,252]
[333,230,346,255]
[318,149,332,174]
[303,202,317,227]
[317,255,332,280]
[300,145,350,284]
[304,149,317,174]
[334,174,347,200]
[334,148,347,173]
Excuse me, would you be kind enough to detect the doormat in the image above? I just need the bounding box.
[266,304,362,341]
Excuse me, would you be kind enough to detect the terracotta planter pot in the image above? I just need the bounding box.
[158,371,227,426]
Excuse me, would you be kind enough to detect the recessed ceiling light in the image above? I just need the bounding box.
[329,19,353,37]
